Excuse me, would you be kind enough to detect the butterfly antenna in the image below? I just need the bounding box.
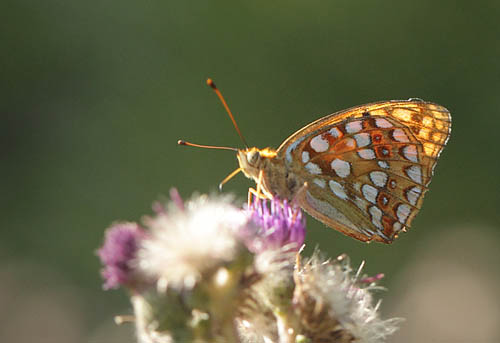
[178,140,238,152]
[219,167,242,190]
[207,78,249,148]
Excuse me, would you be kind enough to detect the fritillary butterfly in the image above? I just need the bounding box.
[182,80,452,243]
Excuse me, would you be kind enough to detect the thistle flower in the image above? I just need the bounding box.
[137,193,251,291]
[236,251,400,343]
[291,252,402,343]
[107,192,255,342]
[97,222,147,290]
[98,190,401,343]
[247,198,306,253]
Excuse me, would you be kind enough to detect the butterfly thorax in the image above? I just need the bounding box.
[237,147,302,200]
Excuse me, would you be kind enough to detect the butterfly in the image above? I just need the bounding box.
[180,80,452,243]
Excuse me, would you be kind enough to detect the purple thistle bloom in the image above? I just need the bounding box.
[97,222,146,290]
[248,198,306,252]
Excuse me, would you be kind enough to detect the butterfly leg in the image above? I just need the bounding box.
[247,187,269,207]
[247,188,254,208]
[256,169,264,197]
[247,170,267,207]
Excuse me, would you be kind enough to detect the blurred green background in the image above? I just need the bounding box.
[2,1,499,342]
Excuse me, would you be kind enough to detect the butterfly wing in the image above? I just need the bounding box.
[277,99,451,243]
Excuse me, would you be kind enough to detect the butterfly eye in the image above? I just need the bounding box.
[247,150,260,165]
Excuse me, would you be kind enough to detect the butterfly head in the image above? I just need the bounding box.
[237,147,277,180]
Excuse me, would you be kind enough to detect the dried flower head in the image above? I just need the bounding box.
[137,193,251,290]
[292,252,401,343]
[97,222,147,290]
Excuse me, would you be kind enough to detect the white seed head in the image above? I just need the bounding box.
[137,194,249,290]
[293,251,402,343]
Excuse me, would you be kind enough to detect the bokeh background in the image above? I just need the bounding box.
[2,1,499,342]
